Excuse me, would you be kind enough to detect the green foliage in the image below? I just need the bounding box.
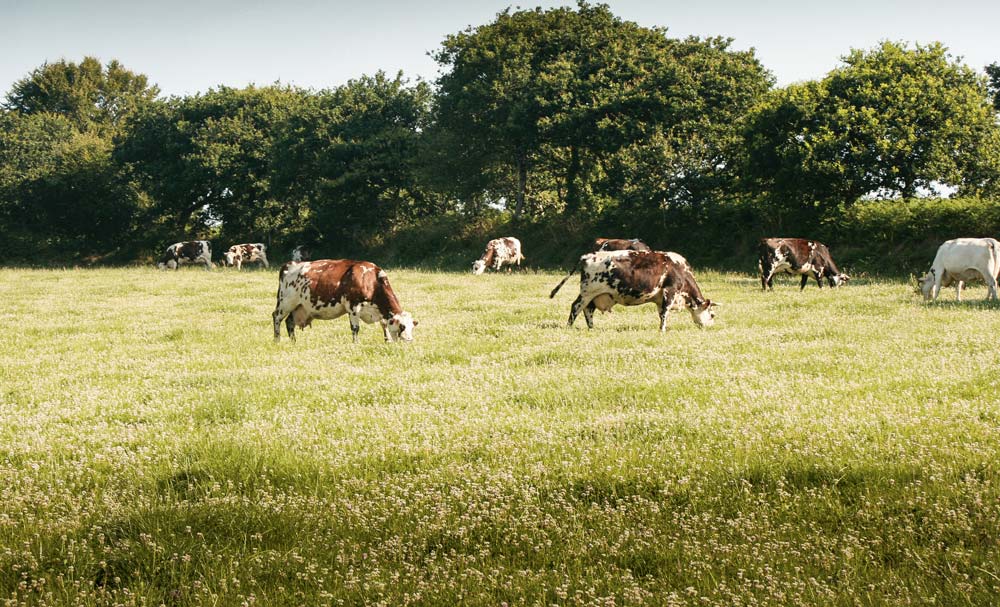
[743,42,1000,224]
[431,2,772,218]
[272,72,438,253]
[986,62,1000,111]
[4,56,159,137]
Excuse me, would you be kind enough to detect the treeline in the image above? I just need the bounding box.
[1,2,999,270]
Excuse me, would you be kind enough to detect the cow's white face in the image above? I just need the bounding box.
[918,273,935,300]
[689,301,716,328]
[223,251,237,266]
[157,260,177,270]
[832,273,850,287]
[385,312,418,342]
[472,260,487,275]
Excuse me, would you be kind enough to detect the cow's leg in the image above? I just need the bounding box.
[986,276,998,301]
[658,295,673,332]
[583,301,597,329]
[814,271,823,288]
[568,295,587,327]
[931,273,943,301]
[759,258,769,290]
[272,309,282,341]
[956,280,963,301]
[260,254,269,269]
[236,258,243,271]
[348,313,361,343]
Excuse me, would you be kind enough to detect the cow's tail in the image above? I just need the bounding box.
[549,258,583,298]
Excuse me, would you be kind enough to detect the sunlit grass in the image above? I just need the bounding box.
[0,266,998,605]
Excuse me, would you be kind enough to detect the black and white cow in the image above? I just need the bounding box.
[273,259,418,343]
[550,249,716,331]
[472,237,525,274]
[223,243,269,270]
[291,245,311,262]
[157,241,214,270]
[758,238,849,290]
[918,237,1000,301]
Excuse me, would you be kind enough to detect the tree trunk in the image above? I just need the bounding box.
[564,146,581,216]
[513,153,528,219]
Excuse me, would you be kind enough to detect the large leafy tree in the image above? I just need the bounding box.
[431,2,772,218]
[0,58,156,259]
[744,41,1000,225]
[4,57,159,136]
[117,85,306,245]
[271,72,437,251]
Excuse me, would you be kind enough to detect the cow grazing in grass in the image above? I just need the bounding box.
[550,250,716,331]
[157,241,214,270]
[223,243,269,270]
[758,238,848,290]
[472,237,525,274]
[273,259,418,343]
[291,245,311,262]
[592,237,651,252]
[918,238,1000,301]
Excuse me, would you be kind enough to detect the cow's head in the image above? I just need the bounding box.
[384,312,418,342]
[472,260,487,275]
[829,272,850,287]
[222,251,237,266]
[157,260,177,270]
[688,300,717,328]
[918,271,935,300]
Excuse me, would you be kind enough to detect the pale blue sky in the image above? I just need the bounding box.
[3,0,997,97]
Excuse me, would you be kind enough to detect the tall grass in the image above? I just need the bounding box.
[1,266,998,605]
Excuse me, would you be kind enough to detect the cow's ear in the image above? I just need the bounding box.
[708,300,720,307]
[413,319,419,327]
[388,317,398,326]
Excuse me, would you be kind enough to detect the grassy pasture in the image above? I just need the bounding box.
[1,266,999,606]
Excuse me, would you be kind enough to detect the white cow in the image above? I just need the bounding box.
[918,238,1000,301]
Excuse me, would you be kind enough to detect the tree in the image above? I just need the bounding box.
[4,57,159,136]
[117,85,307,245]
[271,73,437,251]
[743,41,1000,224]
[431,2,772,219]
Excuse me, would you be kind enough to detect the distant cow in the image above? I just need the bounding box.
[758,238,848,290]
[157,241,214,270]
[592,237,651,252]
[291,245,311,262]
[918,238,1000,301]
[223,243,269,270]
[273,259,418,343]
[550,250,716,331]
[472,237,525,274]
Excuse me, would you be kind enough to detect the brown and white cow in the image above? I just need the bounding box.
[157,241,214,270]
[472,237,525,275]
[592,237,652,252]
[917,237,1000,301]
[273,259,418,343]
[550,250,716,331]
[223,243,269,270]
[758,238,849,290]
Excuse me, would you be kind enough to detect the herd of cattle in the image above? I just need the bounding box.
[155,234,1000,342]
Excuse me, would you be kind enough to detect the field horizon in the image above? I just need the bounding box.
[1,266,998,606]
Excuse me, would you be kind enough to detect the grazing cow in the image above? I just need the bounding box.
[592,237,652,252]
[273,259,418,343]
[223,243,269,270]
[918,238,1000,301]
[157,241,214,270]
[472,237,525,275]
[758,238,849,290]
[550,250,716,330]
[291,245,311,262]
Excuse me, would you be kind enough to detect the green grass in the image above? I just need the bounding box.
[1,266,999,606]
